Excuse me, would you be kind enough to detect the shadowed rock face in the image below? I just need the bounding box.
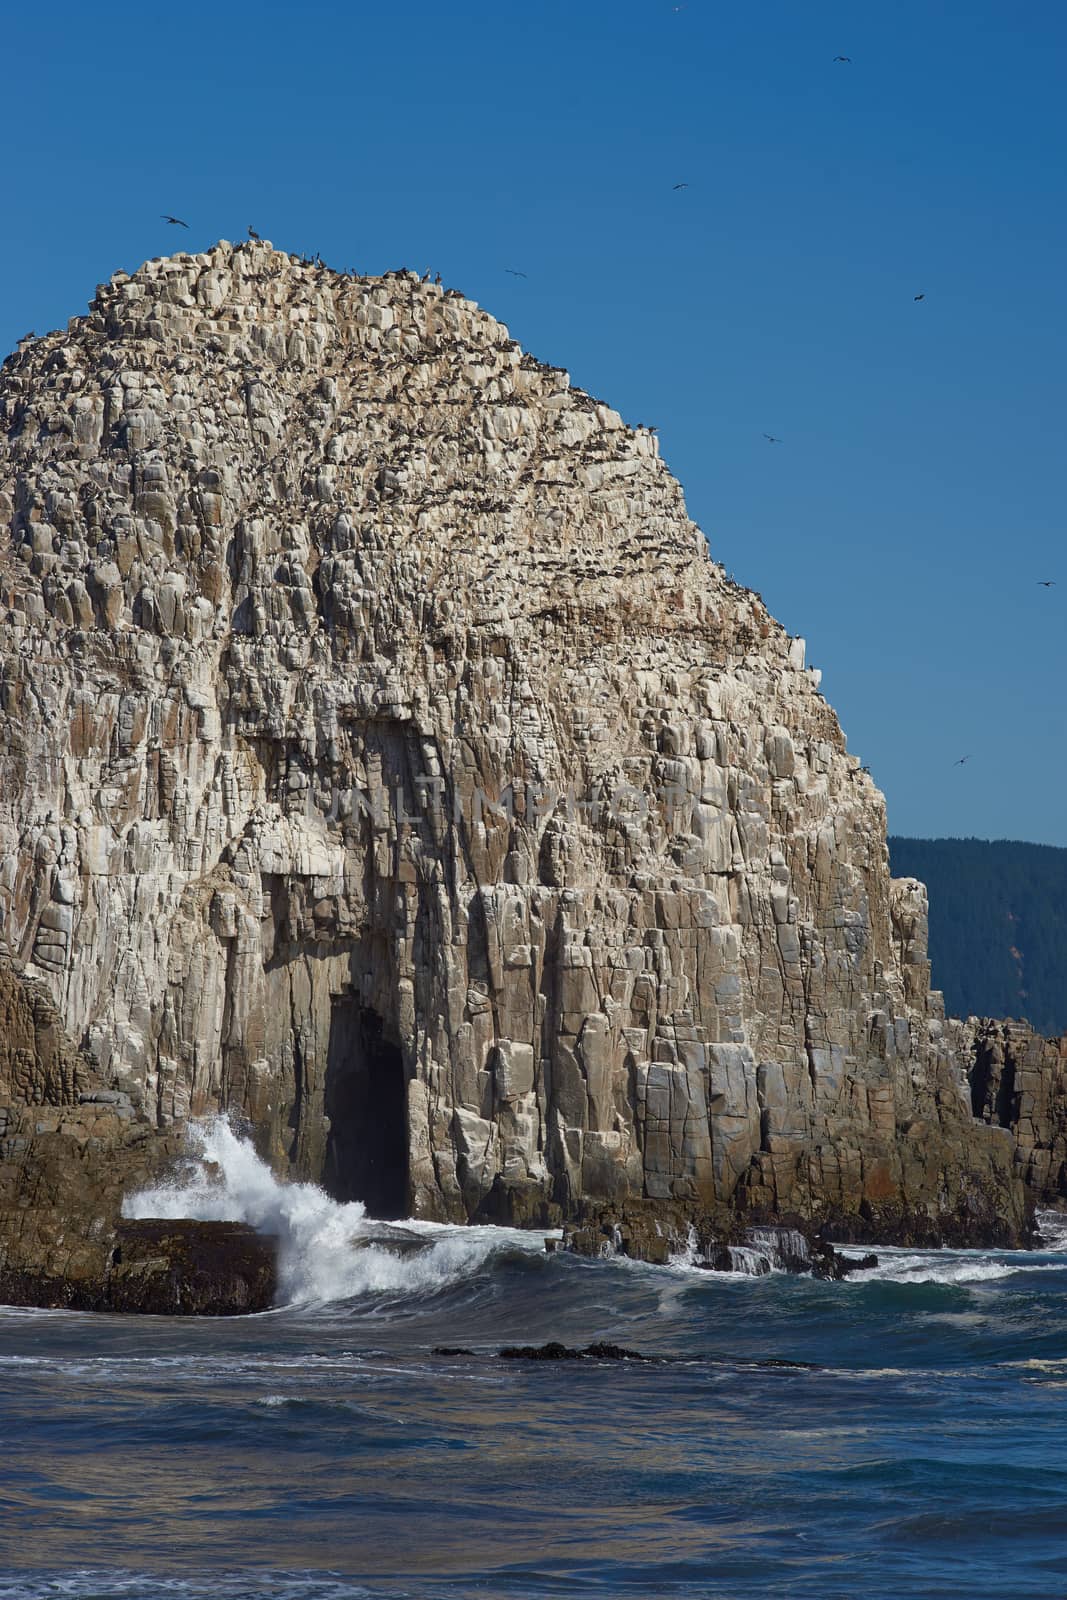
[0,241,1034,1255]
[964,1017,1067,1205]
[0,1216,276,1315]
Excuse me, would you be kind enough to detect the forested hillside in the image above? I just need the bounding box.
[888,838,1067,1037]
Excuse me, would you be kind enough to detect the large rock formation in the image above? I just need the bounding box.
[0,241,1036,1267]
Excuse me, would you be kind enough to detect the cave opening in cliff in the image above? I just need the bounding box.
[323,999,409,1219]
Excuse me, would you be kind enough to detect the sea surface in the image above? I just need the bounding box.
[2,1121,1066,1600]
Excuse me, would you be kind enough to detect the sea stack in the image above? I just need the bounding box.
[0,243,1036,1292]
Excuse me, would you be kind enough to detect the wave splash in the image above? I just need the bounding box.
[122,1116,548,1306]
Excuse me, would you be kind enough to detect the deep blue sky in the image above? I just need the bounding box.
[3,1,1064,843]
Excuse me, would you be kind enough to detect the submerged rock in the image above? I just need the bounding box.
[497,1341,651,1361]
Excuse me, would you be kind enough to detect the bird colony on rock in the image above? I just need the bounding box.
[0,242,1048,1293]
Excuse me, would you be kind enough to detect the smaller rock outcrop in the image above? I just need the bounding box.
[964,1018,1067,1205]
[0,958,276,1313]
[562,1207,878,1276]
[0,1218,275,1315]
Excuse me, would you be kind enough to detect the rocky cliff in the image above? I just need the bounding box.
[0,241,1037,1273]
[965,1017,1067,1205]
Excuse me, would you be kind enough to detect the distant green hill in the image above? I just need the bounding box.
[888,837,1067,1038]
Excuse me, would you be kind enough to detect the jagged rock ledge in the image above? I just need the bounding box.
[559,1207,880,1276]
[0,1218,276,1315]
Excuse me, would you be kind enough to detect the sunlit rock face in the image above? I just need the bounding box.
[0,241,1026,1238]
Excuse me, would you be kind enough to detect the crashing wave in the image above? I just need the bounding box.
[122,1117,549,1306]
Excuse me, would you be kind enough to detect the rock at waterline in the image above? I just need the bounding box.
[497,1341,652,1361]
[0,1219,277,1316]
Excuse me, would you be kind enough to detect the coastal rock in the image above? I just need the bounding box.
[962,1017,1067,1205]
[105,1219,276,1315]
[0,1215,276,1315]
[497,1341,651,1361]
[561,1207,880,1276]
[0,243,1040,1280]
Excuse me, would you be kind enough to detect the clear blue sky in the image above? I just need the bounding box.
[3,0,1064,843]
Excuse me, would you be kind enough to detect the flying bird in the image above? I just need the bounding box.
[161,215,189,228]
[1038,580,1056,587]
[505,269,528,278]
[763,433,783,444]
[832,56,852,63]
[672,182,689,190]
[914,293,925,301]
[248,225,261,241]
[954,755,972,766]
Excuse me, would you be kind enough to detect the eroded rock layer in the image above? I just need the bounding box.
[0,242,1033,1251]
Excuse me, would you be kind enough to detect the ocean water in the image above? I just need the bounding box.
[2,1123,1067,1600]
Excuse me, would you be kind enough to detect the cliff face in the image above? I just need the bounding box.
[0,242,1028,1248]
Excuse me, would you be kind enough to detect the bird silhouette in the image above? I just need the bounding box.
[505,269,528,278]
[763,433,783,444]
[248,225,261,241]
[161,215,189,228]
[914,293,925,301]
[1038,580,1056,587]
[832,56,852,63]
[954,755,972,766]
[672,182,689,190]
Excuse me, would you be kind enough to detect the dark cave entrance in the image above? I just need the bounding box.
[323,998,410,1219]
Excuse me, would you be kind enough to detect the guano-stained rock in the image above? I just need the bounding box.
[0,242,1047,1281]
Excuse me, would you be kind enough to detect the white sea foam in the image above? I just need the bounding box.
[835,1247,1067,1286]
[666,1223,810,1278]
[1035,1208,1067,1252]
[123,1116,549,1306]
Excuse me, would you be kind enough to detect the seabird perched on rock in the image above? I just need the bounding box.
[248,225,261,241]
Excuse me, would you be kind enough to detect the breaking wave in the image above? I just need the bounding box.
[122,1116,551,1308]
[835,1247,1067,1287]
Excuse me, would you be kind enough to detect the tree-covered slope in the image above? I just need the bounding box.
[888,838,1067,1037]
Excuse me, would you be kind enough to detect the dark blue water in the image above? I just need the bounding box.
[3,1220,1067,1600]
